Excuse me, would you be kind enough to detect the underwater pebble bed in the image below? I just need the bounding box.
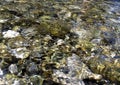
[0,0,120,85]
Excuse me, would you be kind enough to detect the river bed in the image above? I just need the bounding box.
[0,0,120,85]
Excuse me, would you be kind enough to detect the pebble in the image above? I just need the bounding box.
[10,47,30,59]
[27,63,38,73]
[91,38,102,44]
[0,68,3,76]
[2,30,20,38]
[9,64,18,74]
[0,19,8,23]
[110,18,120,23]
[12,80,21,85]
[57,39,65,46]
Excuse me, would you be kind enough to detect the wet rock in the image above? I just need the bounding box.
[91,38,102,45]
[20,27,37,39]
[2,74,27,85]
[27,62,39,74]
[0,78,5,85]
[114,38,120,50]
[9,64,18,74]
[71,28,88,40]
[0,19,8,23]
[43,35,52,42]
[0,43,13,66]
[9,47,30,59]
[12,80,21,85]
[52,54,102,85]
[30,75,44,85]
[86,56,120,83]
[101,31,116,45]
[57,39,65,46]
[7,36,30,48]
[2,30,20,38]
[0,68,3,76]
[57,8,71,19]
[0,43,7,54]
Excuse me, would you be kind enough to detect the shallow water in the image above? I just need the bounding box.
[0,0,120,85]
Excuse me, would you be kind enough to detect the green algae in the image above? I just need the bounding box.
[30,75,44,85]
[81,0,105,24]
[37,20,71,38]
[87,57,120,83]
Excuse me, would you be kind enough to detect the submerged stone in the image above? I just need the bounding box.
[87,56,120,83]
[2,30,20,38]
[9,47,30,59]
[0,68,3,76]
[30,75,44,85]
[9,64,18,74]
[27,62,39,74]
[37,20,71,38]
[52,54,102,85]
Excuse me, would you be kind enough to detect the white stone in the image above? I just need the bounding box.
[2,30,20,38]
[0,19,8,23]
[110,18,120,23]
[68,5,81,9]
[64,12,71,19]
[9,64,18,74]
[10,47,30,59]
[0,68,3,76]
[110,52,116,58]
[57,39,65,46]
[12,80,20,85]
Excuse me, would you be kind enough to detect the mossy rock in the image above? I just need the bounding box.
[37,20,71,38]
[87,57,120,83]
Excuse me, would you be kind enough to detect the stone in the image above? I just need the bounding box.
[9,64,18,74]
[2,30,20,38]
